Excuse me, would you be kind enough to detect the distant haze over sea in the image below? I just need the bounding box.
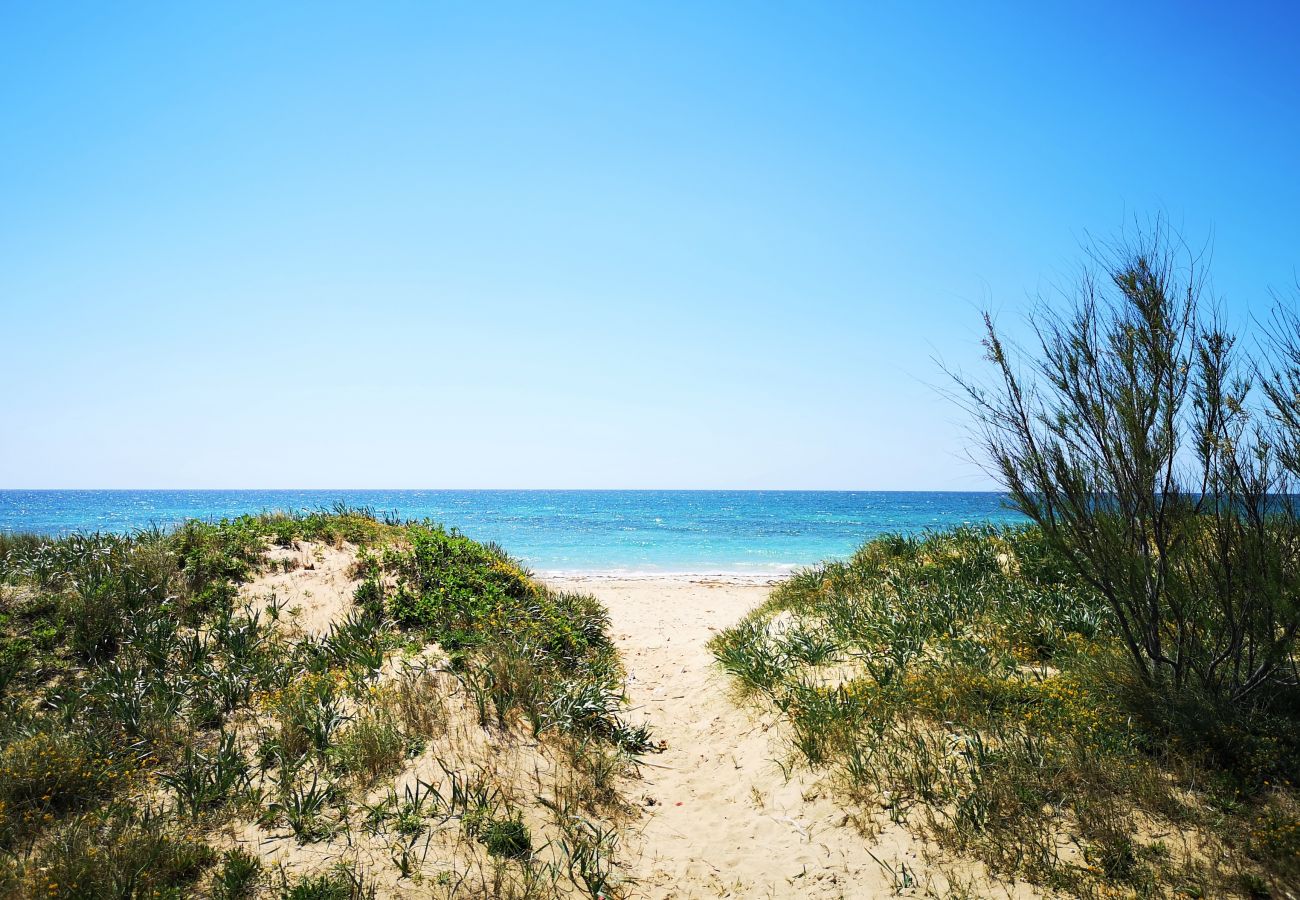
[0,491,1025,576]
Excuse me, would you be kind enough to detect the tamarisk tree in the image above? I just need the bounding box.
[956,225,1300,704]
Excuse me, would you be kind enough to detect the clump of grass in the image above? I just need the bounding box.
[711,619,787,694]
[267,670,350,760]
[162,731,251,820]
[477,815,532,860]
[555,814,621,899]
[0,731,116,847]
[557,738,627,814]
[269,772,340,843]
[713,525,1300,897]
[380,662,448,741]
[211,847,263,900]
[280,862,377,900]
[320,609,389,675]
[22,805,215,899]
[329,709,405,782]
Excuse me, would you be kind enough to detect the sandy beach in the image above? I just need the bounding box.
[545,576,1029,900]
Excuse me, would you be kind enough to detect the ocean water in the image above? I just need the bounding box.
[0,490,1025,576]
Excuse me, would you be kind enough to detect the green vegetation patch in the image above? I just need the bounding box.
[0,507,644,898]
[712,525,1300,898]
[361,525,653,752]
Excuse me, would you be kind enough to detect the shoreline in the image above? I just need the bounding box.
[535,568,794,585]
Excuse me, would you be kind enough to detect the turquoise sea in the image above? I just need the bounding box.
[0,491,1024,577]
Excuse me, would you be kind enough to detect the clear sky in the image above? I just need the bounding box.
[2,2,1298,489]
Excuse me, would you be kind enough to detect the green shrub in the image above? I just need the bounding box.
[161,731,251,819]
[478,814,531,860]
[0,732,114,848]
[329,710,404,782]
[957,224,1300,706]
[379,525,640,748]
[211,847,263,900]
[268,672,347,760]
[281,863,375,900]
[351,577,384,619]
[24,807,214,899]
[0,534,48,581]
[172,519,264,611]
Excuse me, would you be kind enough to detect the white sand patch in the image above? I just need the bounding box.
[242,542,361,636]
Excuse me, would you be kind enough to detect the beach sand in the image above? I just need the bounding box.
[545,576,1036,900]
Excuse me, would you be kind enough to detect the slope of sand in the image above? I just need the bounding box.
[253,542,360,635]
[547,576,1041,900]
[230,545,617,897]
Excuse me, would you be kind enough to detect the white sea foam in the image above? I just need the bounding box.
[535,567,796,585]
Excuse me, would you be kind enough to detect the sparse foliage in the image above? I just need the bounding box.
[954,223,1300,704]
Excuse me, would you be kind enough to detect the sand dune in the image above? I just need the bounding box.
[232,550,1037,897]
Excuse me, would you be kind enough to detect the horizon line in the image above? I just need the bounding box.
[0,486,1006,494]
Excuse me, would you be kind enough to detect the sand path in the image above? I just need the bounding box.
[548,578,929,899]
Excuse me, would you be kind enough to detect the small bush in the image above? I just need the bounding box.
[379,526,645,750]
[352,578,384,619]
[478,814,532,860]
[329,710,404,782]
[161,731,250,819]
[0,732,113,847]
[282,862,376,900]
[956,223,1300,706]
[212,847,263,900]
[268,672,348,760]
[25,807,215,899]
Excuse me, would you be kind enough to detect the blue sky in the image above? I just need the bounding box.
[3,2,1298,489]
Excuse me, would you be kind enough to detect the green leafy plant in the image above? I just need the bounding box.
[212,847,263,900]
[478,814,532,860]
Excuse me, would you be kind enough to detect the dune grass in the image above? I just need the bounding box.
[711,525,1300,899]
[0,508,648,898]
